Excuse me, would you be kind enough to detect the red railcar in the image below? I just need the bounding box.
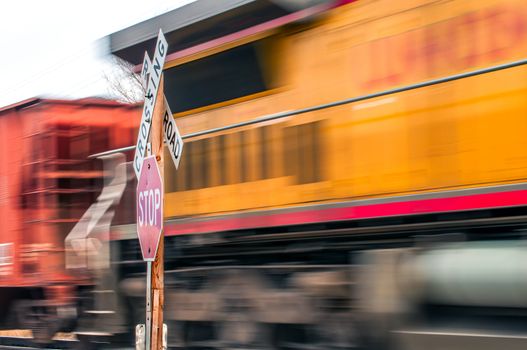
[0,97,140,341]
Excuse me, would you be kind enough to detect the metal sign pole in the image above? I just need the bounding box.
[135,30,182,349]
[146,260,152,350]
[145,142,153,350]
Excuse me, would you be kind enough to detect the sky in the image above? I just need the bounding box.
[0,0,196,108]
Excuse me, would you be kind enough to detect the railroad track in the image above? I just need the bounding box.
[0,337,75,349]
[0,335,134,350]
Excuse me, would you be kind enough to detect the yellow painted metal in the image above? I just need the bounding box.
[164,0,527,219]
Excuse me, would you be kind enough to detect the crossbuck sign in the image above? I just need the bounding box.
[135,30,184,259]
[133,30,167,178]
[135,30,184,179]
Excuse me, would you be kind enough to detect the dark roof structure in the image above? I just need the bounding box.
[0,97,138,115]
[109,0,335,65]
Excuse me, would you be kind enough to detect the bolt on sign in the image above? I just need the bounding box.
[136,156,163,261]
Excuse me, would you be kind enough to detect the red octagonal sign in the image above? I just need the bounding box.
[136,156,163,261]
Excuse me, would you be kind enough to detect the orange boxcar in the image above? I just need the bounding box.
[0,97,139,340]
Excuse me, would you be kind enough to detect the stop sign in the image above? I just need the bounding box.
[136,156,163,261]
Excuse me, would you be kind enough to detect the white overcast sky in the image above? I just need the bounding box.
[0,0,196,107]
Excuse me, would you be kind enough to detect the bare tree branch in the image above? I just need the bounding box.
[103,56,145,104]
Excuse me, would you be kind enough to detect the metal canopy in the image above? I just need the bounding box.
[109,0,332,65]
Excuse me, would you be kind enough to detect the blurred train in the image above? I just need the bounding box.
[96,0,527,349]
[5,0,527,349]
[0,97,140,342]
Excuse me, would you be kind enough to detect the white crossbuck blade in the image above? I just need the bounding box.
[134,30,184,178]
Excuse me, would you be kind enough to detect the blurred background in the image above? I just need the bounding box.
[2,0,527,349]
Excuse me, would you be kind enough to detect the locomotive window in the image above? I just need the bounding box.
[164,40,276,113]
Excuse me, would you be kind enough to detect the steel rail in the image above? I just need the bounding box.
[89,58,527,159]
[0,335,77,350]
[165,264,351,274]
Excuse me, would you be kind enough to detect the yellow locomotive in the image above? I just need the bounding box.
[158,0,527,229]
[77,0,527,348]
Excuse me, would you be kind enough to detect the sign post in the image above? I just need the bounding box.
[136,155,163,349]
[135,30,183,350]
[149,77,167,350]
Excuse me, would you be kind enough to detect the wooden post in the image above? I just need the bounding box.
[151,289,161,350]
[150,76,165,349]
